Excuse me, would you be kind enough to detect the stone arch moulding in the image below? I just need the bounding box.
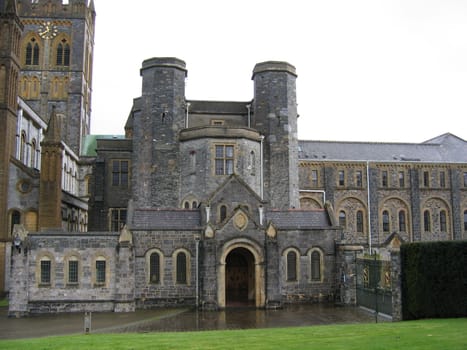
[217,238,265,308]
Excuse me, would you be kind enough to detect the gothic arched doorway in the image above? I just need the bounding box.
[226,248,255,306]
[218,238,265,308]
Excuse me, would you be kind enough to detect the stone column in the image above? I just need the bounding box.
[114,227,135,312]
[265,237,281,308]
[8,244,29,317]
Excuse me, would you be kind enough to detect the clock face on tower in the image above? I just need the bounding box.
[38,21,58,39]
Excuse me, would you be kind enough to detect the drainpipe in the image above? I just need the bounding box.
[366,161,372,254]
[195,235,200,307]
[246,104,251,128]
[260,135,264,200]
[205,205,210,223]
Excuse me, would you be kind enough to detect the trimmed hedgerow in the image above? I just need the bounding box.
[401,240,467,320]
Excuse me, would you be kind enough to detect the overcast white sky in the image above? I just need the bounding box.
[90,0,467,143]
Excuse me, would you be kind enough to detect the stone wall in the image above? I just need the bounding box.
[8,232,123,316]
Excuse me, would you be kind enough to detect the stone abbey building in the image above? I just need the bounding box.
[1,1,467,315]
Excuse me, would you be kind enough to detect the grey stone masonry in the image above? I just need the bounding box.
[8,246,29,317]
[450,168,463,240]
[133,58,187,208]
[252,62,299,209]
[409,168,421,241]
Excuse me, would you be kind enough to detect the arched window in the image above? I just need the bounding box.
[10,210,21,236]
[464,210,467,231]
[56,40,70,66]
[286,250,298,281]
[192,201,197,209]
[310,250,322,281]
[439,210,447,232]
[184,201,190,209]
[356,210,364,233]
[30,139,37,168]
[399,210,406,232]
[220,205,227,222]
[424,210,431,232]
[31,76,40,99]
[176,252,187,284]
[25,38,40,66]
[189,150,196,173]
[339,211,346,229]
[382,210,390,232]
[20,131,26,162]
[149,252,160,284]
[249,151,256,175]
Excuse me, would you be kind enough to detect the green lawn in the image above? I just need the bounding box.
[1,318,466,350]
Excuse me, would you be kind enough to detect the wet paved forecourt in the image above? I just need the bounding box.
[0,304,388,339]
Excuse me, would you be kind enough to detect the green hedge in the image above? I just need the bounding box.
[401,241,467,320]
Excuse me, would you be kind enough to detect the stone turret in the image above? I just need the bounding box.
[132,58,187,208]
[252,61,299,209]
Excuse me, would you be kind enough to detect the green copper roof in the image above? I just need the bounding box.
[81,134,125,156]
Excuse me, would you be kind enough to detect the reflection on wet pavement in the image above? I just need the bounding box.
[0,304,387,339]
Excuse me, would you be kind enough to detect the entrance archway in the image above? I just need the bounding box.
[226,248,254,306]
[218,238,265,308]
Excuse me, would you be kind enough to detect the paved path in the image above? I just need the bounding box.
[0,304,388,340]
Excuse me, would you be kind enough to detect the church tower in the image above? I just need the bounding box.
[0,0,23,291]
[17,0,96,155]
[133,57,187,208]
[252,61,299,209]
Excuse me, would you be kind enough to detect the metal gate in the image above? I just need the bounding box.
[356,254,392,316]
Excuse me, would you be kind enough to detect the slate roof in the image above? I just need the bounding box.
[298,133,466,163]
[266,209,332,230]
[188,100,250,115]
[131,209,201,230]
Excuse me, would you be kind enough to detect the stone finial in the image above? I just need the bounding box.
[204,223,215,239]
[12,224,28,241]
[118,225,133,245]
[266,222,277,238]
[44,106,63,142]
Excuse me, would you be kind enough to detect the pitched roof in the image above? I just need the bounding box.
[266,209,332,229]
[298,133,466,163]
[130,208,201,230]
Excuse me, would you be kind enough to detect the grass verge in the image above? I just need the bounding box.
[0,318,466,350]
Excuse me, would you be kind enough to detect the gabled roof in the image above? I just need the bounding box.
[266,209,332,230]
[130,208,201,230]
[298,133,466,163]
[206,174,264,205]
[215,205,260,231]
